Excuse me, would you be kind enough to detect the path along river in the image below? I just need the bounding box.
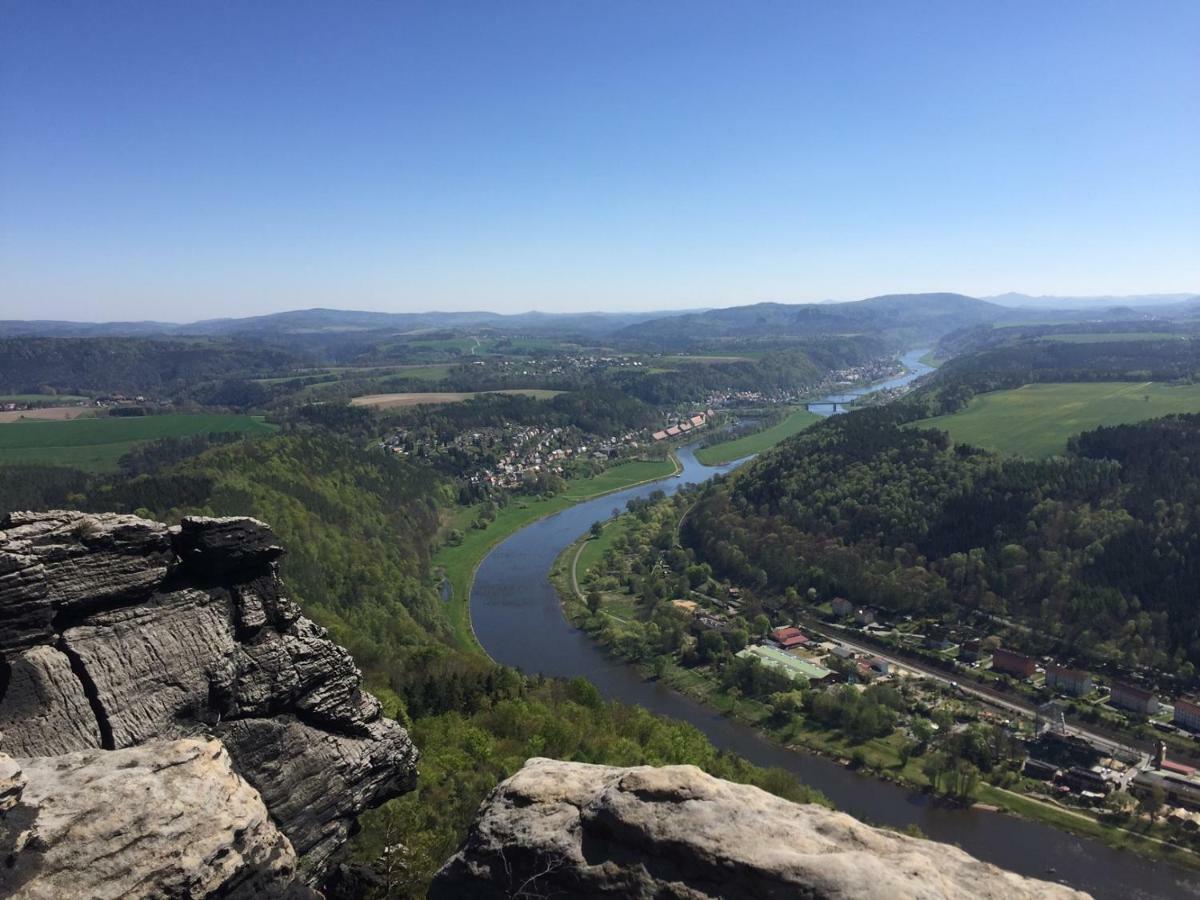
[470,351,1198,899]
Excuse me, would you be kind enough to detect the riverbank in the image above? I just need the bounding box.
[432,453,682,651]
[552,522,1200,873]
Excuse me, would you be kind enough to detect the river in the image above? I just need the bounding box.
[469,350,1198,899]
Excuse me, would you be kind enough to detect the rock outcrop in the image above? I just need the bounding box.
[432,758,1090,900]
[0,739,309,900]
[0,510,418,890]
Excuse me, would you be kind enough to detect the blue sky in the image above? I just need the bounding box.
[1,1,1197,320]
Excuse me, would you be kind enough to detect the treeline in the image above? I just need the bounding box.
[683,410,1200,680]
[0,336,302,397]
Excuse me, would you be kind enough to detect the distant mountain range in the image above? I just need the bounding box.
[983,292,1200,310]
[3,291,1196,346]
[0,308,699,339]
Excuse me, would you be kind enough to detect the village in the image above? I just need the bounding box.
[664,580,1200,825]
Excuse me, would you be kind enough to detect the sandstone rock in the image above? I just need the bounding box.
[173,515,284,576]
[218,715,419,879]
[0,738,312,899]
[432,758,1090,900]
[0,510,418,888]
[0,645,102,755]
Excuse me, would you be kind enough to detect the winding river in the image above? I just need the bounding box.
[470,351,1198,899]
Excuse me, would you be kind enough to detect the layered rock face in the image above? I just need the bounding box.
[0,739,309,900]
[432,758,1090,900]
[0,511,418,890]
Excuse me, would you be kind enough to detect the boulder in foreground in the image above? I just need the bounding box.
[432,758,1090,900]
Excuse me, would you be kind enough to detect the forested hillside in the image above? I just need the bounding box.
[0,336,302,395]
[0,414,821,896]
[684,410,1200,677]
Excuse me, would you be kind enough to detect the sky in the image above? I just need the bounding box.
[1,1,1198,322]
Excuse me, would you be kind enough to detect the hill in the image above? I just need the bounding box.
[613,293,1009,348]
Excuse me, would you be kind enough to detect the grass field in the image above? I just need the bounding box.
[432,456,679,651]
[694,408,820,464]
[914,382,1200,457]
[351,389,561,409]
[0,414,278,472]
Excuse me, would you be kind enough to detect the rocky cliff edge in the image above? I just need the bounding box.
[0,510,418,892]
[432,758,1090,900]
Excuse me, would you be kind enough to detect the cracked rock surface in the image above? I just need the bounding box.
[0,511,418,891]
[0,738,312,900]
[432,758,1091,900]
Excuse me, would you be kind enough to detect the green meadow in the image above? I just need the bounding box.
[0,414,278,472]
[694,408,821,465]
[915,382,1200,457]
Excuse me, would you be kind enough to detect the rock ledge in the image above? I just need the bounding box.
[432,758,1090,900]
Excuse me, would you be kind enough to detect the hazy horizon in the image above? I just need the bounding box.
[2,1,1197,321]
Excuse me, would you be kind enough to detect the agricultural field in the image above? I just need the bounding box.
[350,389,562,409]
[0,414,278,472]
[914,382,1200,457]
[0,406,96,423]
[694,408,820,465]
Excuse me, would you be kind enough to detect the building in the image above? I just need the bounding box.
[1134,770,1200,812]
[1109,681,1159,716]
[769,626,809,651]
[868,657,890,675]
[960,638,984,661]
[652,430,668,441]
[831,597,853,617]
[1175,697,1200,732]
[992,648,1037,679]
[737,645,835,685]
[1045,664,1094,697]
[1023,758,1060,781]
[1062,766,1110,795]
[854,607,877,626]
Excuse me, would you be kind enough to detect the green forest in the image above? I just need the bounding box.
[683,408,1200,683]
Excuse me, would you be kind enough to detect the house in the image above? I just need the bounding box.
[1023,758,1060,781]
[854,607,877,626]
[992,648,1037,679]
[1175,697,1200,732]
[830,645,855,660]
[831,597,853,617]
[868,657,891,675]
[1110,681,1159,716]
[960,638,984,661]
[1046,664,1094,697]
[769,626,809,651]
[678,421,693,432]
[666,425,681,437]
[690,414,706,427]
[652,430,668,441]
[1062,766,1110,795]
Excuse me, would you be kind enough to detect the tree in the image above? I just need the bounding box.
[586,588,602,615]
[590,520,604,538]
[1139,785,1166,823]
